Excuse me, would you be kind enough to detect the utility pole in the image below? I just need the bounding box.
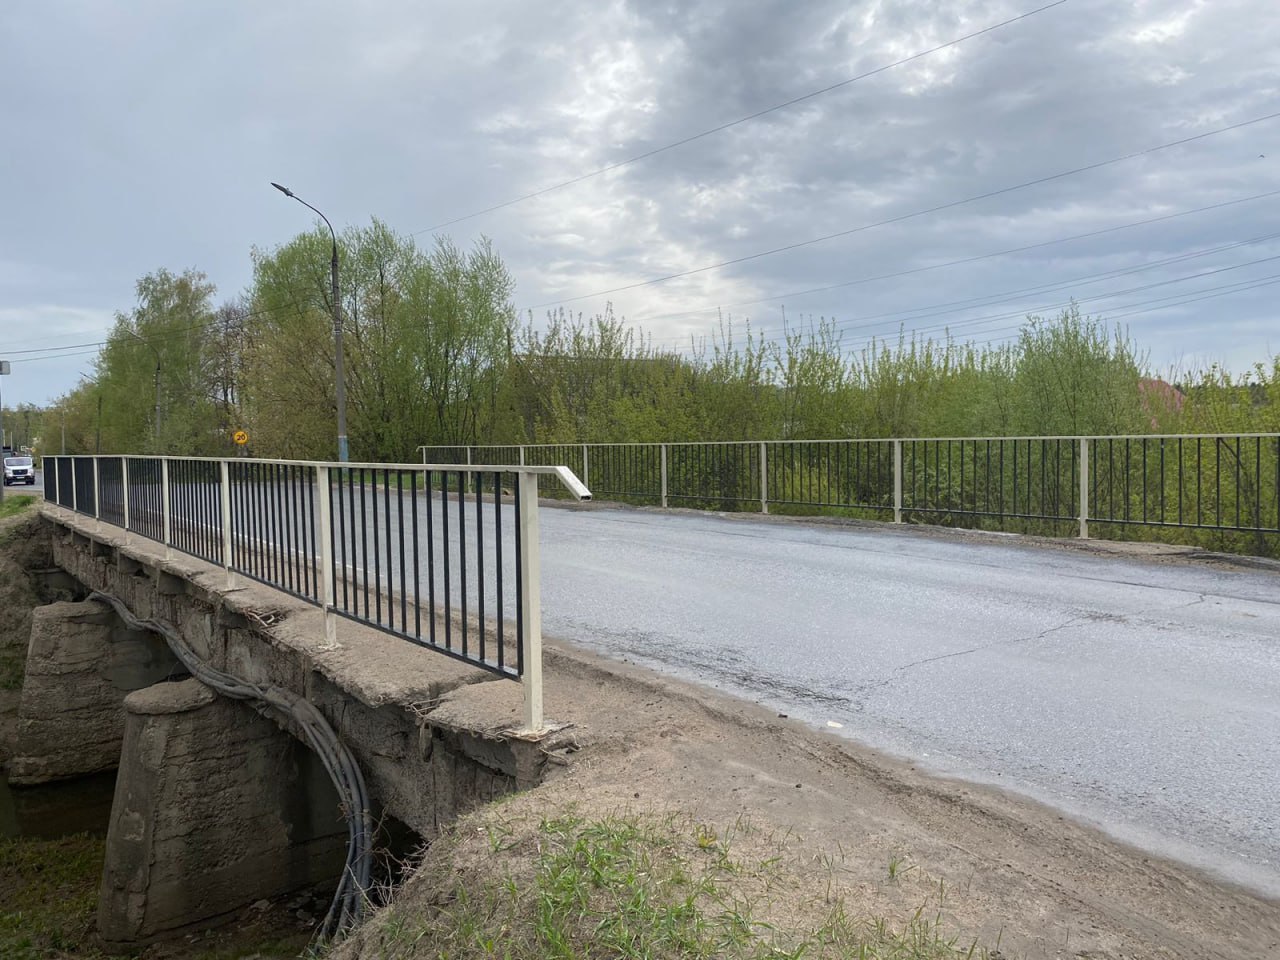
[126,330,162,452]
[271,182,349,462]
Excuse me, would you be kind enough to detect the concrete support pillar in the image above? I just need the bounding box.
[8,600,177,784]
[98,678,347,949]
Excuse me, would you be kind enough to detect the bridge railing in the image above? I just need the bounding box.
[420,434,1280,554]
[43,455,592,732]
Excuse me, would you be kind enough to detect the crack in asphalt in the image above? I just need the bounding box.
[862,612,1097,695]
[861,591,1216,697]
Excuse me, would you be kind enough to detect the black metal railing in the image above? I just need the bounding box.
[125,457,164,543]
[329,467,524,676]
[229,460,318,602]
[421,434,1280,555]
[42,456,590,729]
[1090,435,1280,535]
[765,440,895,515]
[72,457,96,518]
[903,437,1079,527]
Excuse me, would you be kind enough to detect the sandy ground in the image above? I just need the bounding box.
[403,634,1280,960]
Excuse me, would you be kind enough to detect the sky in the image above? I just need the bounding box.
[1,0,1278,409]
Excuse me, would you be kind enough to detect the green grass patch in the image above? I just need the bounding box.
[357,811,987,960]
[0,495,37,522]
[0,832,105,959]
[0,829,315,959]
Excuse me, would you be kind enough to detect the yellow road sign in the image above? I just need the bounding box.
[233,430,249,446]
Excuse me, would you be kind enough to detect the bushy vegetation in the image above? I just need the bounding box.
[18,223,1277,554]
[34,220,1278,460]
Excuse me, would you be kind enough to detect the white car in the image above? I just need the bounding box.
[3,455,36,485]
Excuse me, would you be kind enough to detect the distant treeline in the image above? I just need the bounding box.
[32,219,1279,463]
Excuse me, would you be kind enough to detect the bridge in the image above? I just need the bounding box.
[9,434,1280,946]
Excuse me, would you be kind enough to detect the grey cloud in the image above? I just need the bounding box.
[1,0,1278,406]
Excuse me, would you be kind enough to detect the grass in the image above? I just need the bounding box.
[0,830,316,959]
[0,832,105,959]
[0,494,37,522]
[352,811,989,960]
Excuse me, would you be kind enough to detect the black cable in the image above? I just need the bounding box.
[528,110,1280,308]
[635,223,1280,346]
[627,189,1280,329]
[87,590,373,941]
[413,1,1069,234]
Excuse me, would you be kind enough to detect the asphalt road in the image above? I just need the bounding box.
[2,468,42,498]
[533,504,1280,897]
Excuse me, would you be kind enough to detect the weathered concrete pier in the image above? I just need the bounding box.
[5,505,551,947]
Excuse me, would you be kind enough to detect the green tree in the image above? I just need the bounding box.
[94,269,221,454]
[242,221,518,460]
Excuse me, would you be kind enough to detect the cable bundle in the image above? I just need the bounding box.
[90,591,373,941]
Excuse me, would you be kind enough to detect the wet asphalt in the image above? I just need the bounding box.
[533,505,1280,897]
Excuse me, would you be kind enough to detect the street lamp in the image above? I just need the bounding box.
[125,329,162,451]
[271,182,349,463]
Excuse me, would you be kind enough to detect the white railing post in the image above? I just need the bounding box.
[121,457,130,540]
[220,460,235,589]
[71,458,78,515]
[896,442,906,527]
[519,446,526,466]
[93,457,101,530]
[893,439,903,524]
[1079,437,1090,540]
[582,445,589,489]
[317,465,336,644]
[759,441,768,514]
[161,458,172,560]
[517,471,543,733]
[418,445,427,465]
[660,444,669,508]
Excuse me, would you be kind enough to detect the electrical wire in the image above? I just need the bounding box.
[413,1,1069,235]
[625,189,1280,328]
[772,269,1280,358]
[527,109,1280,309]
[634,223,1280,346]
[87,590,373,942]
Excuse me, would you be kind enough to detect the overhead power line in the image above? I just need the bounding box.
[529,109,1280,309]
[627,189,1280,328]
[761,268,1280,359]
[702,250,1280,357]
[414,1,1069,235]
[792,239,1280,342]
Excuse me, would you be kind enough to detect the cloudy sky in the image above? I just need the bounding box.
[1,0,1277,409]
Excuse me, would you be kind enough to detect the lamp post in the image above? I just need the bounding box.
[126,330,162,452]
[270,182,349,463]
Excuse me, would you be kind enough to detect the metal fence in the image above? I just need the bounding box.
[43,455,592,731]
[421,434,1280,550]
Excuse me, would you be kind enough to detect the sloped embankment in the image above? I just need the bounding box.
[326,644,1280,960]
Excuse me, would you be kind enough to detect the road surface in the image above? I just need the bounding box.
[533,504,1280,897]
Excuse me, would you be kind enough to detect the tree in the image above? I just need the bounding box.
[94,269,221,453]
[242,221,518,460]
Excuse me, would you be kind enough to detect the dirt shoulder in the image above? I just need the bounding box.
[339,636,1280,960]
